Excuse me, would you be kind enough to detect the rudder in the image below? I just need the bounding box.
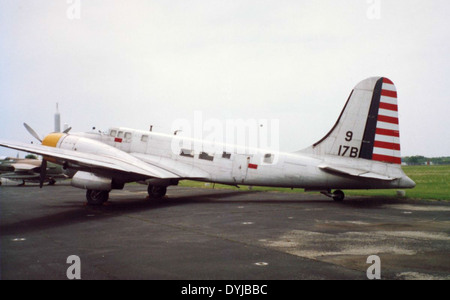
[365,78,401,164]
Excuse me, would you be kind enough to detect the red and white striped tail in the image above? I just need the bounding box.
[306,76,403,165]
[372,78,401,164]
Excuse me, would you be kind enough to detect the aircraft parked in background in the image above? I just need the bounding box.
[0,104,70,186]
[0,157,67,186]
[0,77,415,205]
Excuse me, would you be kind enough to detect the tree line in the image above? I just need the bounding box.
[402,156,450,165]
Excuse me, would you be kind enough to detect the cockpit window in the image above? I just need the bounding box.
[110,130,117,137]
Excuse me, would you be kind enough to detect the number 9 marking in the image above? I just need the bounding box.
[345,131,353,142]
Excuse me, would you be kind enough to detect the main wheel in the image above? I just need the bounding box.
[332,190,345,202]
[86,189,109,205]
[147,185,167,199]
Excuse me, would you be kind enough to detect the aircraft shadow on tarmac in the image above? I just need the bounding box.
[1,187,401,236]
[0,190,254,236]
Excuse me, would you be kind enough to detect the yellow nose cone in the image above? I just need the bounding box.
[42,133,64,147]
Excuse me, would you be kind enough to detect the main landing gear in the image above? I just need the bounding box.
[84,185,168,206]
[321,190,345,202]
[147,185,167,199]
[332,190,345,202]
[86,189,110,206]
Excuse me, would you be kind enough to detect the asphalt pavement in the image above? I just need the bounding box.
[1,183,449,280]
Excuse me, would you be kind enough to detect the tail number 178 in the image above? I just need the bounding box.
[338,145,359,158]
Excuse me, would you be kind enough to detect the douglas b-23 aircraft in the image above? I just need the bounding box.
[0,77,415,205]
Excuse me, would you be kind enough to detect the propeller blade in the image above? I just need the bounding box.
[23,123,42,143]
[63,127,72,134]
[39,159,47,188]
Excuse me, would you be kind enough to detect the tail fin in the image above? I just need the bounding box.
[303,77,402,164]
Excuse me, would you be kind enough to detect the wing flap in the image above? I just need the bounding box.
[131,152,210,179]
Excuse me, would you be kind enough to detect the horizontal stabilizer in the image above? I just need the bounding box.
[318,164,396,181]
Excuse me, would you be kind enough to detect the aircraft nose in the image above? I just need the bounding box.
[399,176,416,189]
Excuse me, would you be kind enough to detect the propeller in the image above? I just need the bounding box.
[23,122,71,188]
[23,123,42,143]
[23,123,48,188]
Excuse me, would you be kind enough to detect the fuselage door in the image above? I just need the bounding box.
[232,154,250,184]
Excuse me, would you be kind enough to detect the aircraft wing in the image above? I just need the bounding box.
[131,152,211,179]
[318,164,396,181]
[0,140,180,180]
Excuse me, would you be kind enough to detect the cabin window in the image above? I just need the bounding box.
[264,153,274,164]
[125,132,132,141]
[141,135,148,142]
[180,148,194,158]
[222,152,231,159]
[199,152,214,161]
[110,130,117,137]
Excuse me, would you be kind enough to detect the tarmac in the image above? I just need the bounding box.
[1,181,449,280]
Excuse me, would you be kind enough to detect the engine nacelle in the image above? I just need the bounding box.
[41,133,143,190]
[145,178,179,186]
[71,171,112,191]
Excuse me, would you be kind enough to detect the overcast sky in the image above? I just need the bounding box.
[1,0,449,158]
